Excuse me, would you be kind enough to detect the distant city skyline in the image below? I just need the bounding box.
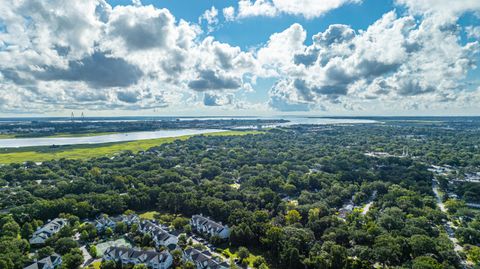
[1,0,480,116]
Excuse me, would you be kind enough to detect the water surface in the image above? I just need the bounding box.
[0,129,224,148]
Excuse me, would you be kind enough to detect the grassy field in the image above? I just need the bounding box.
[222,247,263,267]
[0,130,262,164]
[139,211,159,220]
[85,261,101,269]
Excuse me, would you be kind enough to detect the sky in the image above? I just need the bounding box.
[1,0,480,117]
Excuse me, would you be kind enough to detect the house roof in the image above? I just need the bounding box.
[191,215,227,232]
[31,218,67,239]
[139,220,177,243]
[104,246,170,263]
[23,254,61,269]
[184,248,228,269]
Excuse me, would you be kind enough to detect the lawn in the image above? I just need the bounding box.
[84,261,101,269]
[0,130,262,164]
[222,247,263,267]
[229,183,241,190]
[139,211,159,220]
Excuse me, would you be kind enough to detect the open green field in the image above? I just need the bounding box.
[222,247,264,267]
[0,130,262,164]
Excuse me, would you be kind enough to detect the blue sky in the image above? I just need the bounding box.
[111,0,397,49]
[1,0,480,116]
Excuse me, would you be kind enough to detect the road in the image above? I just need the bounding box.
[432,179,468,268]
[361,191,377,215]
[79,245,94,267]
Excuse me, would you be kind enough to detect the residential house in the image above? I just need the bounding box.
[95,215,116,232]
[95,214,139,232]
[29,218,67,245]
[183,247,229,269]
[138,220,178,249]
[103,246,172,269]
[190,215,230,239]
[23,253,62,269]
[120,214,140,226]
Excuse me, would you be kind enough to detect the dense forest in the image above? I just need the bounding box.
[1,120,480,268]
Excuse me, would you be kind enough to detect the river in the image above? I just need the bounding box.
[0,129,225,148]
[0,117,377,148]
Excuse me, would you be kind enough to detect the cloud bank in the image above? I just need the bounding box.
[0,0,479,114]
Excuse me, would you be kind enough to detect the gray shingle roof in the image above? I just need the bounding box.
[23,254,61,269]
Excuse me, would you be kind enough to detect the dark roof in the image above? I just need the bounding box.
[104,246,170,263]
[191,215,227,231]
[23,254,61,269]
[184,248,228,269]
[31,218,67,239]
[139,220,176,243]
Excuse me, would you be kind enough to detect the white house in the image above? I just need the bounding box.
[95,214,140,232]
[120,214,140,226]
[191,215,230,239]
[103,246,172,269]
[183,247,229,269]
[95,215,116,232]
[138,220,178,249]
[29,218,67,245]
[23,253,62,269]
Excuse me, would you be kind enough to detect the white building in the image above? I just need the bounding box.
[138,220,178,249]
[191,215,230,239]
[183,247,229,269]
[95,214,140,232]
[103,246,172,269]
[29,218,67,245]
[95,215,116,232]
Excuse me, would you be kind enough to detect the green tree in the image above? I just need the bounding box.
[80,230,89,242]
[1,221,20,237]
[88,245,97,258]
[21,223,34,239]
[182,261,195,269]
[105,227,113,237]
[183,224,192,234]
[412,256,442,269]
[55,237,78,255]
[37,246,54,259]
[253,256,267,268]
[285,210,301,225]
[258,264,269,269]
[178,234,188,248]
[467,246,480,265]
[409,235,436,258]
[62,249,84,269]
[373,235,401,266]
[100,260,116,269]
[115,222,127,234]
[172,217,189,230]
[237,247,250,262]
[171,249,183,266]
